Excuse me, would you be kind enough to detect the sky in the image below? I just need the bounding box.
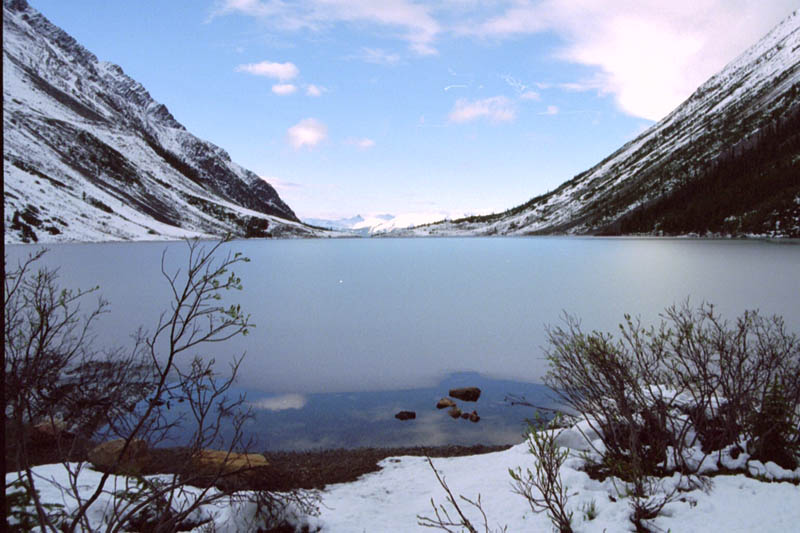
[27,0,797,221]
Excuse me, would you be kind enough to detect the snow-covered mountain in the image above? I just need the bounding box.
[404,10,800,238]
[304,212,456,235]
[3,0,327,243]
[304,215,373,232]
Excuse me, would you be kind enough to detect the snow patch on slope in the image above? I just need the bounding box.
[3,0,323,243]
[410,10,800,237]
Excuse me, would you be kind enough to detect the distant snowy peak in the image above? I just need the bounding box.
[304,213,456,235]
[304,215,367,231]
[407,9,800,238]
[355,213,451,234]
[3,0,318,243]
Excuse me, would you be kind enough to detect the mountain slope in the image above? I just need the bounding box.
[407,10,800,238]
[3,0,325,243]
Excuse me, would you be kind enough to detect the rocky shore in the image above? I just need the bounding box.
[6,425,512,492]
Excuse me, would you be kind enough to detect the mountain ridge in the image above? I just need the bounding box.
[3,0,327,243]
[402,10,800,238]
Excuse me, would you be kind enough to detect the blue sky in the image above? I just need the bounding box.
[28,1,796,220]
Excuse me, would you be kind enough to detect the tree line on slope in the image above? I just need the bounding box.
[607,105,800,237]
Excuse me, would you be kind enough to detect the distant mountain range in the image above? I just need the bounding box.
[3,0,326,243]
[305,213,456,235]
[402,10,800,238]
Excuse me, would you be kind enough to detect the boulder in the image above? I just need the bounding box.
[191,449,269,477]
[460,412,470,420]
[436,398,457,409]
[468,411,480,423]
[88,439,150,474]
[395,410,416,421]
[449,387,481,402]
[448,406,462,419]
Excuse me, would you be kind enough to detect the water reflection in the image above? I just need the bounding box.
[5,237,799,395]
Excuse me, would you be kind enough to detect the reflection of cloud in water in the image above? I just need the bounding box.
[347,405,396,423]
[404,412,457,447]
[236,373,552,450]
[250,393,307,411]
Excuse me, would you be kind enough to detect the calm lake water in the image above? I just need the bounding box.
[6,237,799,449]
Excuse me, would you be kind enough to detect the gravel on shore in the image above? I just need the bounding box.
[6,427,514,492]
[254,444,514,491]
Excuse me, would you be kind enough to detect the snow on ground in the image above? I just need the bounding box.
[8,423,800,532]
[313,439,800,532]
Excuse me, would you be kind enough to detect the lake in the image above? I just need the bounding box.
[6,237,799,449]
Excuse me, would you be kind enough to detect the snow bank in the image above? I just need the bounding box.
[8,423,799,532]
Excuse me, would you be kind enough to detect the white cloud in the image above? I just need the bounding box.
[346,137,376,149]
[213,0,280,18]
[220,1,794,119]
[557,79,605,92]
[358,47,402,65]
[449,96,515,123]
[502,75,540,101]
[467,0,797,121]
[250,393,307,411]
[305,84,325,96]
[318,0,440,55]
[272,83,297,95]
[540,105,559,116]
[216,0,440,55]
[288,118,328,149]
[235,60,299,80]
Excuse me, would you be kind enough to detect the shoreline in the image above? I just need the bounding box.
[6,234,800,246]
[6,433,515,492]
[256,443,515,491]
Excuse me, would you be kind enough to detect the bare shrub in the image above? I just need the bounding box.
[509,417,573,533]
[5,239,319,532]
[658,304,799,469]
[543,302,800,530]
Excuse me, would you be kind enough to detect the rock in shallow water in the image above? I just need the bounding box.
[436,397,457,409]
[449,387,481,402]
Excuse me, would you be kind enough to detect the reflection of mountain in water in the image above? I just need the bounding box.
[238,373,558,451]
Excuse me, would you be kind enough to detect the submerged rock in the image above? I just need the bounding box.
[395,411,416,421]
